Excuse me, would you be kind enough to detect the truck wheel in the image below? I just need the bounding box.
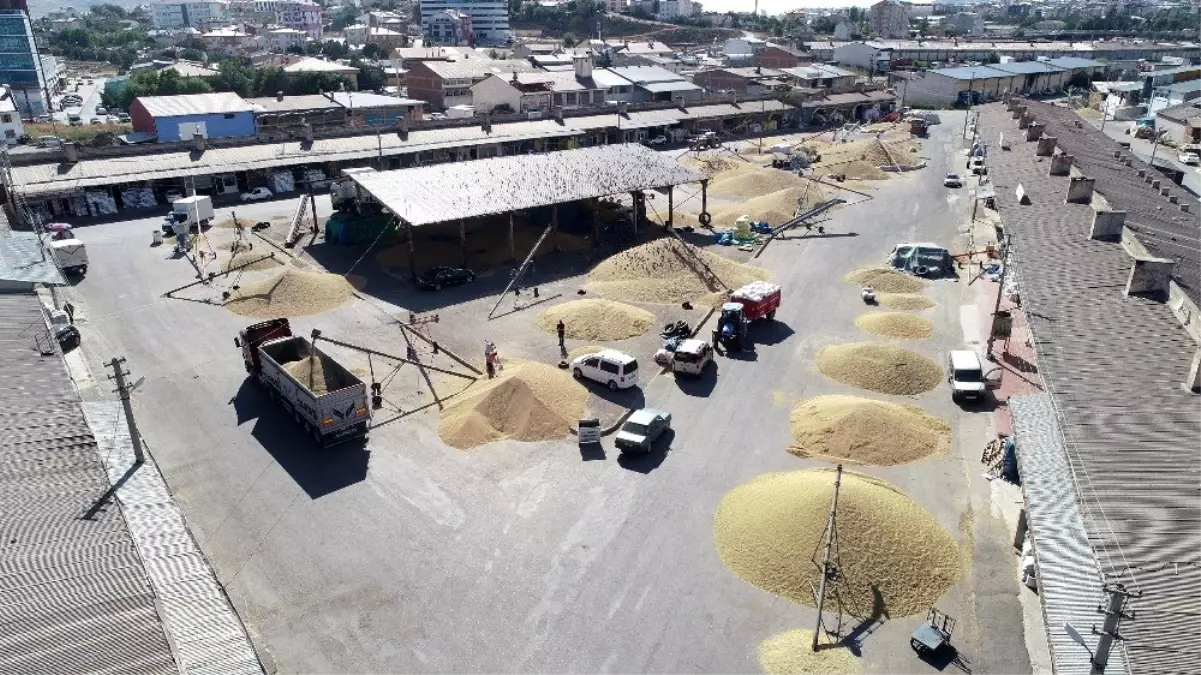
[767,309,776,321]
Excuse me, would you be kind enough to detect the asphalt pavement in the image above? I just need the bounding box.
[58,116,1038,674]
[1091,117,1201,197]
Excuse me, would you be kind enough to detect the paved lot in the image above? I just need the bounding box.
[59,113,1037,673]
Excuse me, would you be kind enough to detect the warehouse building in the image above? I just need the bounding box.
[897,59,1103,107]
[130,92,259,143]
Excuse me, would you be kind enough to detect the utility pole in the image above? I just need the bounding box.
[1092,583,1138,674]
[811,464,843,651]
[105,357,145,464]
[986,234,1012,361]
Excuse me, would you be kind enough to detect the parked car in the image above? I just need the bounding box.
[571,349,639,391]
[1178,151,1200,165]
[240,187,273,202]
[36,136,62,149]
[969,157,986,175]
[947,350,996,402]
[943,172,963,188]
[614,408,671,454]
[95,106,107,116]
[68,117,83,127]
[89,118,102,125]
[671,339,713,377]
[117,112,130,123]
[164,188,184,203]
[415,265,475,290]
[645,135,667,146]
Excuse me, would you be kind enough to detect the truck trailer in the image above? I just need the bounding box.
[236,318,370,447]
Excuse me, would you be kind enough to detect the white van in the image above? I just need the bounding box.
[571,349,639,390]
[49,239,88,275]
[948,350,986,401]
[671,339,713,377]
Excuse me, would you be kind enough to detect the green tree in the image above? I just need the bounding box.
[562,31,579,47]
[213,58,257,96]
[351,58,387,91]
[287,44,307,55]
[321,40,349,59]
[361,42,383,59]
[331,6,359,30]
[180,48,205,61]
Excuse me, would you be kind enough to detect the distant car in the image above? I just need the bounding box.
[671,338,713,377]
[37,135,62,148]
[240,187,273,202]
[571,349,639,391]
[33,114,51,123]
[415,265,475,290]
[969,157,986,175]
[614,408,672,454]
[943,172,963,188]
[68,117,83,127]
[96,106,107,115]
[645,135,667,146]
[1178,151,1200,165]
[89,118,102,125]
[117,112,130,122]
[164,189,183,203]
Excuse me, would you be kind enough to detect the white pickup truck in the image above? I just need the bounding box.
[236,318,370,447]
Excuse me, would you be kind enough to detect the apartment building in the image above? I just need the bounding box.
[406,58,532,109]
[425,9,472,47]
[0,8,49,116]
[228,1,322,40]
[151,1,229,30]
[868,0,909,39]
[419,0,509,45]
[0,85,24,145]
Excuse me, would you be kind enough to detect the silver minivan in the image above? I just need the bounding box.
[948,350,987,402]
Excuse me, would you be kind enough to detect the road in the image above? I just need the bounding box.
[58,115,1036,674]
[52,76,108,124]
[1091,116,1201,197]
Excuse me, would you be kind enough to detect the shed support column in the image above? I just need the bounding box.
[701,179,709,218]
[592,197,600,247]
[406,221,417,282]
[460,219,467,266]
[552,205,560,252]
[667,185,674,230]
[630,191,639,237]
[508,213,515,262]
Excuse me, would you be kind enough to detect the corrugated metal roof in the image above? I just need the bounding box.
[137,92,254,118]
[607,66,683,84]
[282,57,359,74]
[245,95,339,112]
[932,65,1016,80]
[0,233,66,285]
[1009,393,1127,675]
[980,101,1201,675]
[0,291,176,675]
[82,402,262,675]
[1045,57,1105,70]
[350,144,705,226]
[640,81,702,94]
[991,61,1064,75]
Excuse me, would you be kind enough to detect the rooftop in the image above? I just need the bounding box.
[1154,79,1201,95]
[349,144,705,226]
[931,65,1015,80]
[329,92,423,109]
[246,94,340,112]
[1156,100,1201,123]
[606,65,686,84]
[418,59,534,80]
[639,80,702,94]
[0,233,65,286]
[991,60,1063,75]
[283,57,360,74]
[1043,57,1105,69]
[135,92,254,118]
[712,66,788,79]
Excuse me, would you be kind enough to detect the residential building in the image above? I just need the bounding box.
[511,40,560,60]
[359,10,407,29]
[948,12,984,36]
[0,8,49,117]
[229,1,322,40]
[472,54,605,113]
[129,59,221,79]
[612,40,675,66]
[754,45,807,69]
[724,36,768,65]
[833,41,894,71]
[48,16,80,31]
[199,27,258,57]
[868,0,909,39]
[266,27,308,52]
[0,85,23,145]
[130,92,257,142]
[419,0,509,45]
[692,67,789,95]
[832,21,853,41]
[329,91,423,126]
[656,0,695,20]
[151,1,229,30]
[778,63,856,92]
[282,57,360,88]
[344,24,408,51]
[247,93,347,133]
[425,9,471,46]
[604,65,701,102]
[605,0,624,11]
[406,58,533,109]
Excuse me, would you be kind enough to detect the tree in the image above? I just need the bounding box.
[180,48,205,61]
[351,58,387,91]
[331,6,359,30]
[287,44,307,55]
[321,40,349,59]
[361,42,383,59]
[213,58,257,97]
[562,31,579,47]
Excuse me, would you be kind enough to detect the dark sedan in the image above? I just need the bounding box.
[416,266,476,290]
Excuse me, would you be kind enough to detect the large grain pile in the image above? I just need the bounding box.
[221,251,282,273]
[712,185,828,226]
[855,312,934,340]
[878,293,936,311]
[789,395,950,465]
[283,356,336,394]
[813,160,889,181]
[815,342,943,395]
[438,361,589,449]
[759,630,861,675]
[709,166,807,198]
[536,299,655,341]
[844,266,925,294]
[678,153,742,174]
[800,137,919,167]
[587,238,770,305]
[714,468,960,617]
[224,269,357,317]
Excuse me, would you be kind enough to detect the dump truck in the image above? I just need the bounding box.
[235,318,370,447]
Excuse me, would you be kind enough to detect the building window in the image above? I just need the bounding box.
[4,129,14,139]
[1,114,9,123]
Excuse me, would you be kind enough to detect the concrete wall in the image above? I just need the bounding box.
[470,76,520,113]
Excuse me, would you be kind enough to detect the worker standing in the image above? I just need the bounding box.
[556,320,565,347]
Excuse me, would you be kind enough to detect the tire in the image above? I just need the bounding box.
[766,309,776,320]
[607,380,618,391]
[698,212,712,226]
[573,368,584,379]
[434,283,442,291]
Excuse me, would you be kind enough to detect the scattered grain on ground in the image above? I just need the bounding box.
[844,266,926,293]
[813,160,889,181]
[221,250,282,273]
[587,237,769,305]
[815,342,943,395]
[877,293,937,310]
[789,395,950,465]
[759,629,862,675]
[438,360,589,449]
[536,299,655,341]
[224,269,358,317]
[678,153,742,174]
[855,312,934,339]
[568,345,605,361]
[714,468,960,617]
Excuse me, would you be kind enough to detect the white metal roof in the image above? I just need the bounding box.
[349,144,705,227]
[136,92,254,117]
[283,57,360,73]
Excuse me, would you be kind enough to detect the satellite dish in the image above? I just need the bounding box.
[1064,621,1090,650]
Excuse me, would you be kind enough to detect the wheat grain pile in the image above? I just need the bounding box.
[878,293,936,311]
[803,137,918,167]
[438,361,589,449]
[855,312,935,340]
[536,299,655,342]
[714,468,961,617]
[678,153,742,174]
[712,185,828,226]
[814,160,889,181]
[283,356,337,394]
[788,395,950,465]
[844,266,926,293]
[587,238,770,305]
[224,269,357,317]
[759,630,861,675]
[816,342,943,395]
[709,166,807,198]
[221,251,281,273]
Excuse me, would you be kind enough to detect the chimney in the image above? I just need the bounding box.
[300,122,313,142]
[573,52,593,79]
[675,95,686,111]
[1015,183,1031,205]
[1049,153,1073,176]
[1036,135,1057,156]
[481,112,491,133]
[1089,210,1126,241]
[1125,256,1175,299]
[553,105,564,123]
[62,141,78,164]
[1018,112,1032,129]
[276,90,284,101]
[1065,176,1095,204]
[617,101,629,116]
[1011,104,1026,120]
[1025,121,1045,141]
[398,114,409,140]
[1187,347,1201,394]
[193,133,206,152]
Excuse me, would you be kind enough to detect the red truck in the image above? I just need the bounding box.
[730,281,781,321]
